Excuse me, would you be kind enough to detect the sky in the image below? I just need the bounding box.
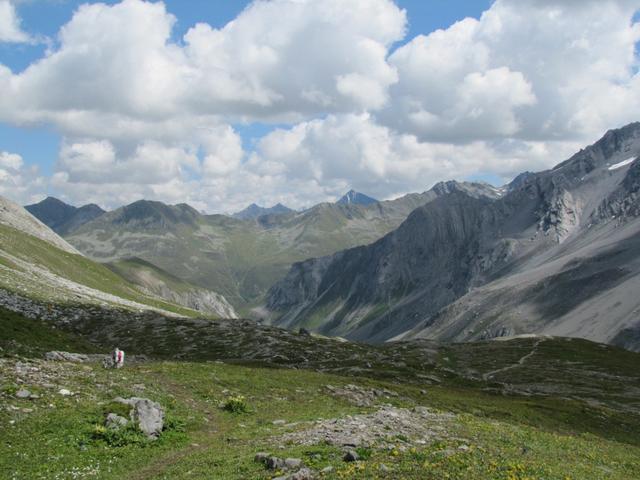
[0,0,638,213]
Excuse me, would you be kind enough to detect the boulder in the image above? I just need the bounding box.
[115,397,164,439]
[254,452,270,464]
[284,458,303,469]
[289,469,314,480]
[15,389,31,399]
[343,450,359,462]
[105,413,128,430]
[266,456,285,470]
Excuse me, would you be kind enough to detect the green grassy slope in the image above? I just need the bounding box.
[106,257,206,295]
[0,223,197,316]
[1,307,639,478]
[0,306,99,356]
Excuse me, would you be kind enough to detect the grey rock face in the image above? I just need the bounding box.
[44,351,90,363]
[264,122,640,348]
[115,397,164,439]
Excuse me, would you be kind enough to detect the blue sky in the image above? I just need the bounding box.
[0,0,492,186]
[0,0,638,212]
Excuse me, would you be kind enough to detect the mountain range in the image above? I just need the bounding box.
[46,184,497,311]
[264,122,640,351]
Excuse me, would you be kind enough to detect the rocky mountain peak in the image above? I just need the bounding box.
[336,190,378,206]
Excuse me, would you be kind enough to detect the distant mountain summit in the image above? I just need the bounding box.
[233,203,294,220]
[25,196,105,235]
[336,190,378,206]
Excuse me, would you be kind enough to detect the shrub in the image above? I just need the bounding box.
[91,423,148,448]
[222,395,250,414]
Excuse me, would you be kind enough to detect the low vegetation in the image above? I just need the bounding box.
[1,306,640,479]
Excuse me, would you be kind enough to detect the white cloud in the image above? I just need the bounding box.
[0,150,46,205]
[0,0,406,135]
[57,139,198,185]
[0,150,23,170]
[247,113,579,203]
[0,0,30,43]
[384,0,640,142]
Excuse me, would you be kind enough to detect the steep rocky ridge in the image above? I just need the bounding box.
[265,123,640,348]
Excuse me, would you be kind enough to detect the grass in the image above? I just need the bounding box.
[1,303,640,478]
[1,357,639,480]
[0,306,99,356]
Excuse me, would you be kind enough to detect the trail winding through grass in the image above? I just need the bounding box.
[482,338,546,381]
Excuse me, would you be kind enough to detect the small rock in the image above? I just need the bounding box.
[254,452,270,464]
[15,389,31,399]
[321,466,334,474]
[105,413,128,430]
[58,388,72,396]
[343,450,359,462]
[290,468,314,480]
[272,419,287,425]
[284,458,303,469]
[379,463,390,472]
[458,444,470,451]
[266,456,285,470]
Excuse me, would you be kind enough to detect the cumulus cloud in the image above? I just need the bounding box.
[0,0,406,134]
[0,150,46,204]
[0,150,22,170]
[247,113,579,203]
[384,0,640,142]
[0,0,30,43]
[57,139,199,185]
